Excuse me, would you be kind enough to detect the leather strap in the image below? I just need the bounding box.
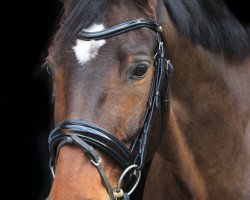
[50,133,115,200]
[77,18,162,40]
[49,120,132,170]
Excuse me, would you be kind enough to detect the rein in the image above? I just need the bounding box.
[48,18,173,200]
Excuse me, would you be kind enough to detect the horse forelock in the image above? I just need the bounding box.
[58,0,157,39]
[58,0,113,41]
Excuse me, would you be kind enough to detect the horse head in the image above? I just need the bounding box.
[46,0,170,199]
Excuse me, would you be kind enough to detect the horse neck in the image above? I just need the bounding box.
[157,17,250,199]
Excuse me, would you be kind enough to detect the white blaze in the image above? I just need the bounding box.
[73,24,106,65]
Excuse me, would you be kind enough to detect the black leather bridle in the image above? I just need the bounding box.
[48,18,173,200]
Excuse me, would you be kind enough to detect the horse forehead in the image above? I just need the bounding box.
[73,23,106,65]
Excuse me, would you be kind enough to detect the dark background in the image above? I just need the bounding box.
[2,0,62,199]
[1,0,249,199]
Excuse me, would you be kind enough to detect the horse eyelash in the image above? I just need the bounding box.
[41,61,55,104]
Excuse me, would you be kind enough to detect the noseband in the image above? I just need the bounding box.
[48,18,173,200]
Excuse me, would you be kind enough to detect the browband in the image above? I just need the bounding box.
[77,18,162,40]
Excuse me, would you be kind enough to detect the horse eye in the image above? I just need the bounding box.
[130,64,149,79]
[42,61,54,77]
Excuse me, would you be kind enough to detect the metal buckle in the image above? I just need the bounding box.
[91,157,102,166]
[165,59,173,76]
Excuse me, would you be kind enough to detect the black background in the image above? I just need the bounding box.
[2,0,62,199]
[1,1,249,199]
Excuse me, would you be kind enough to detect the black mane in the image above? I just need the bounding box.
[163,0,250,57]
[59,0,250,57]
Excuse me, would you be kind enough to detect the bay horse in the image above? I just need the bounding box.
[45,0,250,199]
